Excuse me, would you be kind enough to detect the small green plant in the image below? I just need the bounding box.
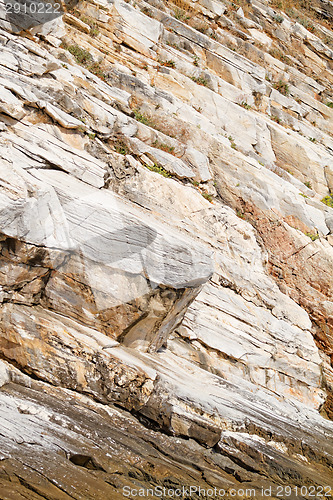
[193,55,200,67]
[304,181,312,189]
[141,6,153,18]
[326,102,333,108]
[309,137,316,143]
[299,193,309,198]
[72,10,100,37]
[62,43,106,80]
[65,44,93,65]
[166,41,180,50]
[87,61,106,80]
[153,141,175,155]
[271,115,281,124]
[90,26,99,37]
[304,232,319,241]
[321,195,333,208]
[228,136,237,149]
[114,142,129,155]
[237,210,245,219]
[173,7,189,21]
[273,80,289,96]
[274,14,284,23]
[87,132,96,140]
[145,163,171,177]
[159,59,176,68]
[269,48,284,61]
[299,18,315,33]
[201,192,213,202]
[191,76,208,86]
[240,101,251,110]
[133,110,153,127]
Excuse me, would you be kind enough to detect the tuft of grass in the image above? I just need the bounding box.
[153,141,175,155]
[269,48,284,61]
[89,26,99,37]
[304,181,312,189]
[159,59,176,68]
[309,137,316,143]
[326,102,333,108]
[321,195,333,208]
[191,19,209,34]
[299,17,315,32]
[87,61,106,80]
[274,14,284,23]
[65,44,93,65]
[141,6,153,18]
[191,76,208,86]
[193,55,200,67]
[240,101,251,110]
[273,80,289,96]
[72,10,100,37]
[133,110,154,127]
[173,7,189,21]
[61,43,106,80]
[268,48,293,65]
[145,163,171,177]
[166,41,180,50]
[114,141,129,155]
[299,193,309,198]
[201,192,213,202]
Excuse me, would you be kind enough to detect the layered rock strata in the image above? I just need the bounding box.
[0,0,333,497]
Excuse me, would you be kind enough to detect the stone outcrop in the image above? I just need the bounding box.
[0,0,333,497]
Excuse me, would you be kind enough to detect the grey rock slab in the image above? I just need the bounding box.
[4,122,107,188]
[0,86,26,120]
[29,168,214,289]
[38,101,84,129]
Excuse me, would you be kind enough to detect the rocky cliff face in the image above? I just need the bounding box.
[0,0,333,497]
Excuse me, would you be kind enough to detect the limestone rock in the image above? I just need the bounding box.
[0,0,333,493]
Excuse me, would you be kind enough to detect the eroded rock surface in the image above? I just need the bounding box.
[0,0,333,497]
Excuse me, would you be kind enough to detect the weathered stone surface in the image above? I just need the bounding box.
[0,0,333,495]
